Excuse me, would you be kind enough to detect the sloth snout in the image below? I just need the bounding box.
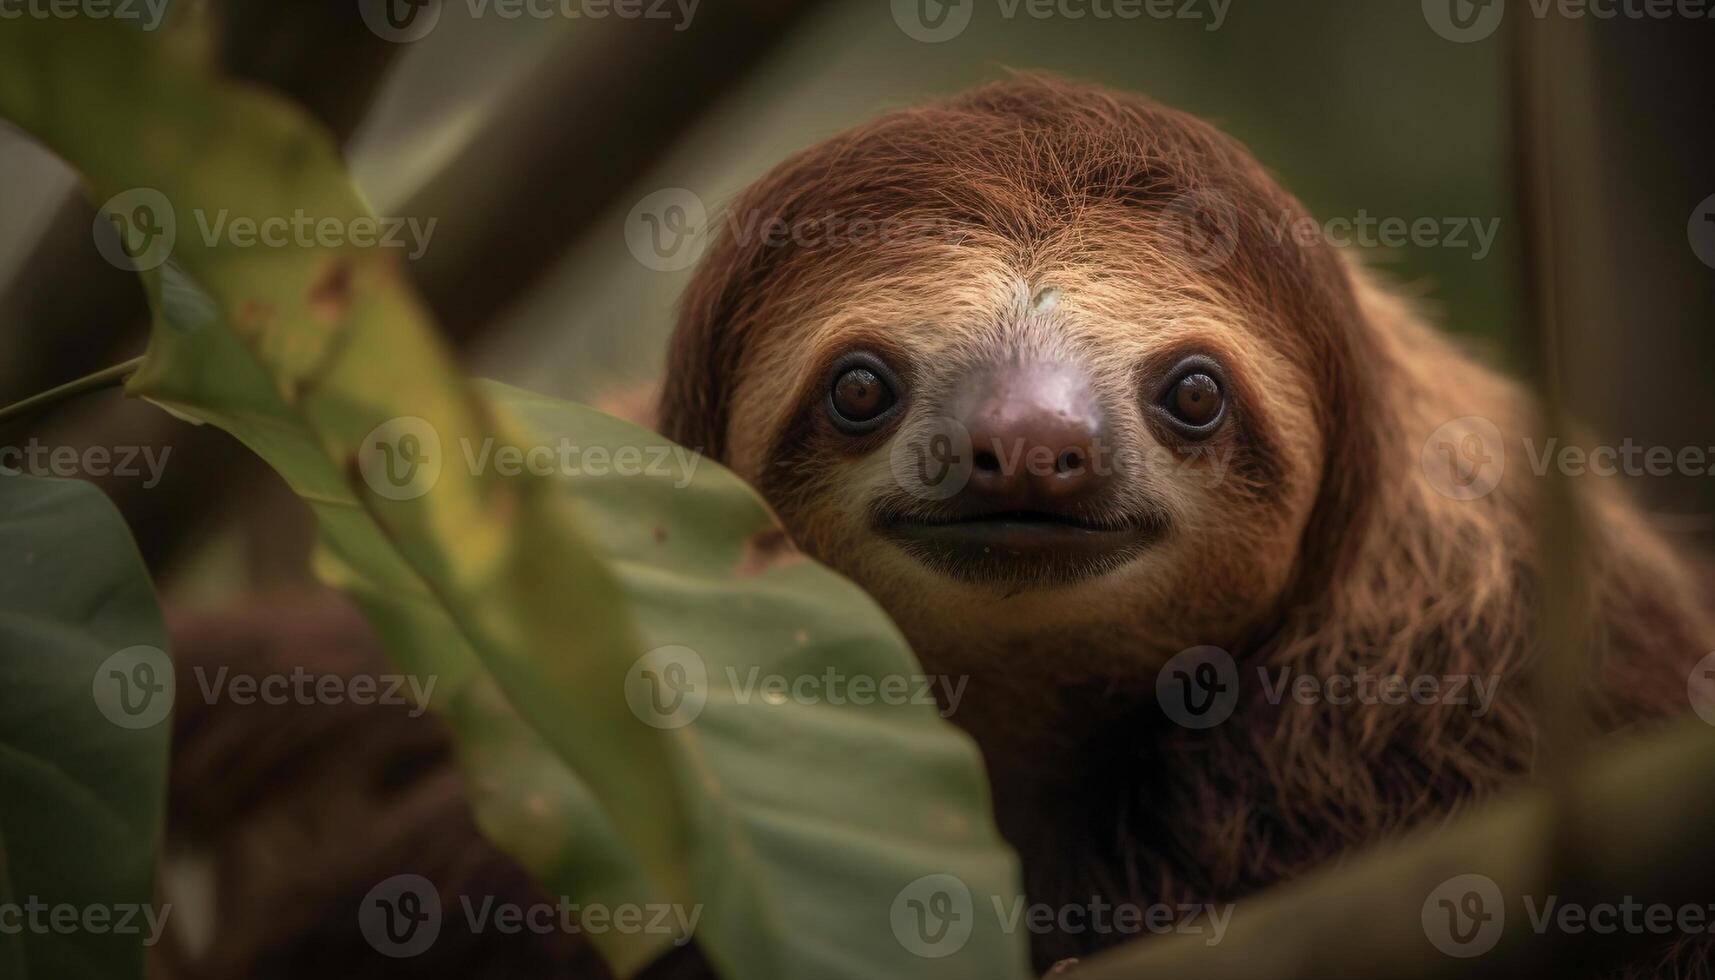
[948,361,1111,510]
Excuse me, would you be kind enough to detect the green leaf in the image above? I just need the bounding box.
[0,20,1031,980]
[0,474,170,980]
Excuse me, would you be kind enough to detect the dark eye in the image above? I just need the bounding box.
[1162,365,1225,434]
[825,353,901,433]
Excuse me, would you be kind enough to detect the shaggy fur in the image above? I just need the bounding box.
[659,75,1714,973]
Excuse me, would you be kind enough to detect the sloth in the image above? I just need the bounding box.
[657,74,1715,972]
[165,76,1711,979]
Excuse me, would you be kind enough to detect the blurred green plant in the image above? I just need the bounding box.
[0,17,1028,980]
[0,475,169,980]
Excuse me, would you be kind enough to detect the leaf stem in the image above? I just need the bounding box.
[0,356,145,428]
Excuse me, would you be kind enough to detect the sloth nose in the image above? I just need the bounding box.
[949,362,1109,509]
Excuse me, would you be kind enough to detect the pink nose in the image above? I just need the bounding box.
[949,362,1109,510]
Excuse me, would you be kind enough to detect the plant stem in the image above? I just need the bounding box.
[0,356,145,428]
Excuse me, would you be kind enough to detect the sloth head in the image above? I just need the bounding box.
[661,76,1381,677]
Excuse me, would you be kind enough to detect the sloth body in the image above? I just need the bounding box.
[660,76,1712,969]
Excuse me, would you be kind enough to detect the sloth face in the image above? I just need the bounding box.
[665,79,1372,671]
[721,233,1327,664]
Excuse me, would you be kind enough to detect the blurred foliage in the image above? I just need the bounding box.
[0,17,1028,979]
[0,475,168,980]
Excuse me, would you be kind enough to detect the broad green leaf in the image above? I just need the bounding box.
[0,474,170,980]
[0,20,1031,980]
[2,23,678,974]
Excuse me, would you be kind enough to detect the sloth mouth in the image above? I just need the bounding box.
[874,505,1166,587]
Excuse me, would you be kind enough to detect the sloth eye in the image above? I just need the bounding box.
[825,353,901,433]
[1163,368,1225,433]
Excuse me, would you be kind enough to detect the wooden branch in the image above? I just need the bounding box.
[398,0,832,343]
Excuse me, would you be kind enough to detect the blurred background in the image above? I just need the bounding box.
[0,0,1709,601]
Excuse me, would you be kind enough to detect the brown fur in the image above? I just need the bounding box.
[659,75,1714,972]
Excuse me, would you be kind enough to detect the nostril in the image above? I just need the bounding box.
[974,450,1001,473]
[1056,449,1084,475]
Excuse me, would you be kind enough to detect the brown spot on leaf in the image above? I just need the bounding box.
[234,300,274,336]
[653,526,669,544]
[736,527,804,578]
[309,260,353,324]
